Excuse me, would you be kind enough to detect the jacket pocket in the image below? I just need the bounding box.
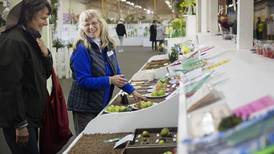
[0,90,18,127]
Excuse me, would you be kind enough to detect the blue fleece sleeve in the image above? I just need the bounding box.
[115,52,135,94]
[71,44,110,90]
[121,83,135,94]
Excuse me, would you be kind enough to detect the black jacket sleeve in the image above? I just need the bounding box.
[0,38,27,127]
[122,25,127,36]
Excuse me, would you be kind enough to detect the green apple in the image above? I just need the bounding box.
[147,101,152,105]
[145,101,153,108]
[160,128,170,137]
[113,106,120,112]
[159,139,165,144]
[157,89,165,96]
[140,102,147,109]
[142,130,150,137]
[151,91,157,96]
[119,106,127,112]
[106,105,114,112]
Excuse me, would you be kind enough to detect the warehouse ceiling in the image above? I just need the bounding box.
[73,0,173,16]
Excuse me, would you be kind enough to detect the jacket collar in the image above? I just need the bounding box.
[4,1,23,32]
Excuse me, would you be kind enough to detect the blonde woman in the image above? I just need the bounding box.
[68,10,145,135]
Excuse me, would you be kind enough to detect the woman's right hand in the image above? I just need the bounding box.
[16,127,29,144]
[110,75,128,87]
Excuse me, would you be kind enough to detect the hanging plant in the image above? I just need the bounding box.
[49,0,58,31]
[170,17,186,37]
[125,14,138,23]
[174,0,196,15]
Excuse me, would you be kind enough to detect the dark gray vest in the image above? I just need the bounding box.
[68,42,118,113]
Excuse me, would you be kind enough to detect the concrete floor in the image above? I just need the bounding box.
[0,46,158,154]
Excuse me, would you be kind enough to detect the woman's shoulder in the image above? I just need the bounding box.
[3,27,27,43]
[73,41,90,56]
[75,40,88,50]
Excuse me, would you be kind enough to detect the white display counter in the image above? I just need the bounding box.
[64,33,274,154]
[177,33,274,153]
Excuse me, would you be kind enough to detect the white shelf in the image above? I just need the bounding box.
[177,33,274,154]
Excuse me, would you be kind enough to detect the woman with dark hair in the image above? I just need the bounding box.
[0,0,52,153]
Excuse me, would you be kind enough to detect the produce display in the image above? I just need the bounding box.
[218,114,242,131]
[169,48,179,63]
[104,99,157,113]
[131,101,155,109]
[65,33,274,154]
[123,127,177,154]
[69,133,129,154]
[105,105,129,113]
[134,128,176,145]
[149,79,168,98]
[143,59,170,70]
[108,79,178,107]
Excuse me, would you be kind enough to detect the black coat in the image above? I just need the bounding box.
[0,26,52,128]
[116,23,127,36]
[149,24,157,41]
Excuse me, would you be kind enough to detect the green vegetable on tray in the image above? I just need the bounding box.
[218,114,243,131]
[169,48,179,63]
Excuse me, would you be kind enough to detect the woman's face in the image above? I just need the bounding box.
[83,17,101,38]
[27,7,49,32]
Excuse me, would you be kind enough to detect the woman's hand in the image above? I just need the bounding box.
[16,127,29,144]
[36,38,49,57]
[132,90,147,102]
[110,75,128,87]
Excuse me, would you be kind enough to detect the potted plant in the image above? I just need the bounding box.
[52,39,65,52]
[174,0,196,15]
[49,0,58,31]
[169,47,179,63]
[170,18,186,37]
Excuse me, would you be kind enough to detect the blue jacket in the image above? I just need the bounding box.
[68,40,134,113]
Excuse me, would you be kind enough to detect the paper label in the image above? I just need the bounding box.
[113,134,134,149]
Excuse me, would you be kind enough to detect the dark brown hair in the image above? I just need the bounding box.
[19,0,52,24]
